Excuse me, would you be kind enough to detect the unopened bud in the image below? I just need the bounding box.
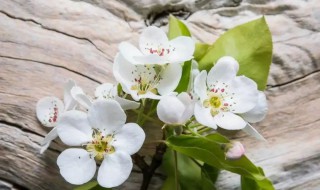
[225,141,245,160]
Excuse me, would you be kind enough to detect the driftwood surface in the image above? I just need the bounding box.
[1,0,320,189]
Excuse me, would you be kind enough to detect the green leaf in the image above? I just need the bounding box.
[194,43,210,61]
[198,17,273,90]
[161,148,202,190]
[167,15,193,93]
[162,149,219,190]
[241,176,261,190]
[175,60,192,93]
[168,15,191,40]
[241,167,274,190]
[201,164,220,186]
[166,134,274,189]
[74,181,110,190]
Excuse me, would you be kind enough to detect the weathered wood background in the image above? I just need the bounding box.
[1,0,320,189]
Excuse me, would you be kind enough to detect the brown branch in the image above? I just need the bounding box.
[132,142,167,190]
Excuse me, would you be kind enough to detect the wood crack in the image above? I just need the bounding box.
[0,120,44,138]
[0,10,108,59]
[267,69,320,89]
[0,55,102,84]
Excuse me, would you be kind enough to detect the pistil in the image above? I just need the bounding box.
[86,131,115,160]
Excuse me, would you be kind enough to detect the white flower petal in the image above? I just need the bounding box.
[36,96,64,127]
[119,42,143,64]
[97,151,133,188]
[71,86,92,110]
[95,83,115,100]
[88,100,126,133]
[139,26,169,55]
[70,86,84,97]
[113,54,136,94]
[187,60,200,96]
[40,142,51,154]
[114,96,140,110]
[242,123,266,141]
[64,79,77,111]
[112,123,145,155]
[241,91,268,123]
[157,95,186,124]
[168,36,195,63]
[226,76,259,113]
[194,71,208,102]
[206,56,238,88]
[57,148,96,185]
[133,54,168,65]
[194,103,217,129]
[216,56,239,73]
[56,110,92,146]
[157,63,182,95]
[40,127,58,154]
[135,92,162,101]
[74,94,92,110]
[179,94,195,123]
[214,112,247,130]
[41,127,58,145]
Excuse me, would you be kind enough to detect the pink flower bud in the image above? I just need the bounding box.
[225,141,245,160]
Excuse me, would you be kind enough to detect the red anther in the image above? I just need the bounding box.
[221,89,225,92]
[159,48,164,56]
[211,88,215,92]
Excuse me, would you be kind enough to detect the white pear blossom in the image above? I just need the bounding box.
[157,92,194,125]
[36,79,83,153]
[56,100,145,188]
[113,54,182,101]
[194,56,263,130]
[119,26,195,65]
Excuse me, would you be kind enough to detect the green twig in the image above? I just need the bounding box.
[136,102,145,126]
[184,125,201,137]
[173,150,179,190]
[197,127,213,134]
[140,100,158,124]
[132,109,159,124]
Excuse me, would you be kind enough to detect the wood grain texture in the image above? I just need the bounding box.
[1,0,320,189]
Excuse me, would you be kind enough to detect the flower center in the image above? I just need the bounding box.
[86,132,115,161]
[130,65,163,95]
[131,76,159,95]
[209,96,221,108]
[203,90,231,116]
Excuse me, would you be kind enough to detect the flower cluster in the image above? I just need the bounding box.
[37,25,268,188]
